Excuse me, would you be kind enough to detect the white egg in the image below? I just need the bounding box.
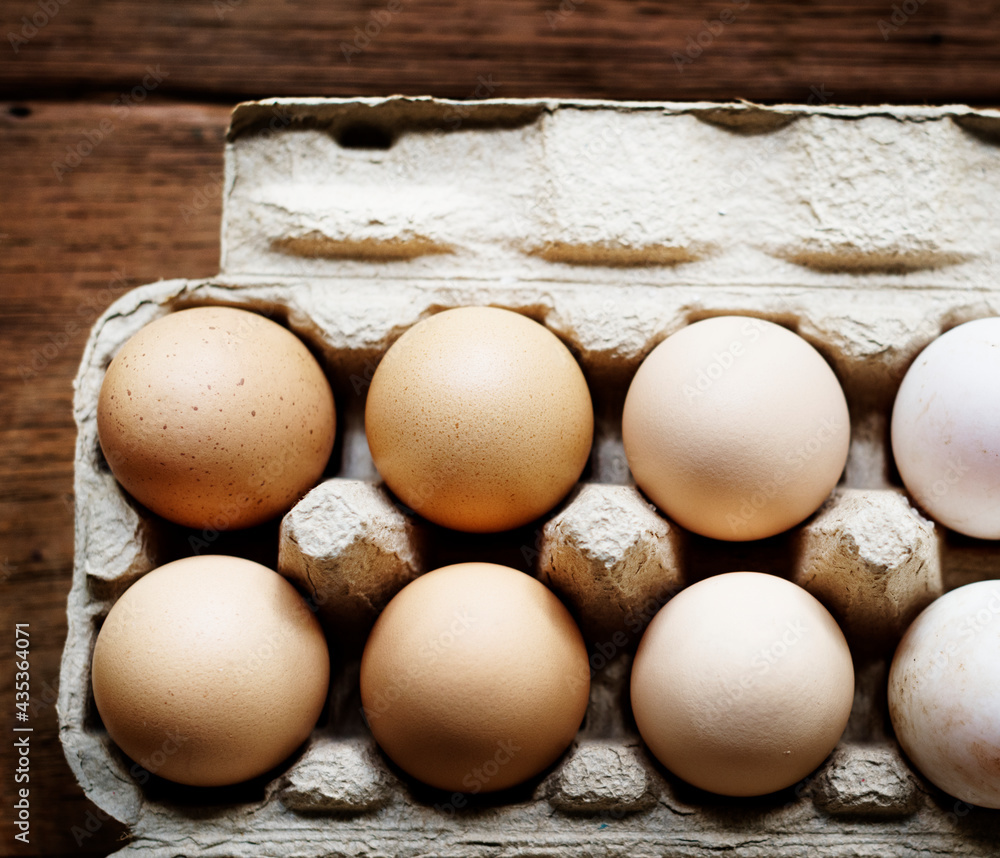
[889,580,1000,808]
[891,318,1000,539]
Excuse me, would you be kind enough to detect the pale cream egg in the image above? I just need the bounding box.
[630,571,854,796]
[622,316,850,542]
[91,555,330,787]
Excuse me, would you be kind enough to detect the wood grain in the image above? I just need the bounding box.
[1,0,999,105]
[0,100,230,857]
[1,1,999,854]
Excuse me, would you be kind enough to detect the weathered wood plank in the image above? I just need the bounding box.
[1,0,998,104]
[0,101,229,856]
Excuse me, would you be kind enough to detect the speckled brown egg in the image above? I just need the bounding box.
[364,306,594,533]
[359,562,590,793]
[97,306,336,530]
[91,554,330,787]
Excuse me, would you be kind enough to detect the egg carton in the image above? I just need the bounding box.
[60,97,1000,857]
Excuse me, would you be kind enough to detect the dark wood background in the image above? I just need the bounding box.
[1,1,998,854]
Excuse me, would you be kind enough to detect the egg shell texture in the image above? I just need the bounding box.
[97,306,336,530]
[359,562,590,793]
[630,571,855,797]
[622,316,851,541]
[364,306,594,533]
[891,317,1000,539]
[91,555,331,787]
[888,580,1000,809]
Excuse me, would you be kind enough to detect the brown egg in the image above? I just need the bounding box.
[359,562,590,793]
[97,306,336,530]
[364,306,593,533]
[630,571,854,797]
[622,316,850,541]
[91,555,330,787]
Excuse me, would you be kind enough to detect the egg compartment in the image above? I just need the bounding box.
[61,98,1000,857]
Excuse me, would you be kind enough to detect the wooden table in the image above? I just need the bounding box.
[1,1,997,854]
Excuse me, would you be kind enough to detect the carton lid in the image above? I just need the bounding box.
[221,97,1000,285]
